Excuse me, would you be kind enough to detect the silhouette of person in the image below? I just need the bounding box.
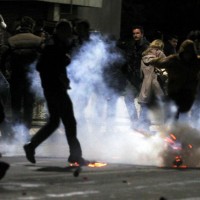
[1,16,42,136]
[119,26,149,124]
[163,34,178,56]
[150,39,200,119]
[23,19,88,165]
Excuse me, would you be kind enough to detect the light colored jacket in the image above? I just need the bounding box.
[138,48,165,104]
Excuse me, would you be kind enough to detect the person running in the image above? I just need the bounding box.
[23,19,88,165]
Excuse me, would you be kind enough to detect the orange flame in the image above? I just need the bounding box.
[170,134,176,140]
[69,162,107,168]
[88,162,107,168]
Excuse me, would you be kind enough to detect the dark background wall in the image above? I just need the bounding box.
[77,0,122,39]
[1,0,200,43]
[0,1,48,33]
[121,0,200,42]
[0,1,122,38]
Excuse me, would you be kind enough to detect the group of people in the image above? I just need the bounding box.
[1,13,200,180]
[121,25,200,131]
[0,15,94,179]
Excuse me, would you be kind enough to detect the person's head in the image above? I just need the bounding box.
[149,39,164,50]
[167,34,178,49]
[54,19,72,42]
[187,30,200,41]
[75,20,90,39]
[132,26,144,41]
[178,39,197,62]
[187,30,200,54]
[20,16,35,32]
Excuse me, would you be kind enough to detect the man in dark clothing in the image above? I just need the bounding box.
[187,30,200,123]
[131,26,150,89]
[0,14,10,180]
[122,26,149,90]
[1,16,42,133]
[163,34,178,56]
[0,14,12,141]
[24,19,87,165]
[119,26,149,123]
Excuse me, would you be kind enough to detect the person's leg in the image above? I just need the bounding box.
[10,84,23,125]
[24,93,60,163]
[124,81,138,122]
[60,93,84,163]
[0,161,9,180]
[139,103,151,130]
[23,87,35,130]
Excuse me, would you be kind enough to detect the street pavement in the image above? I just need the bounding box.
[1,155,200,200]
[1,98,200,200]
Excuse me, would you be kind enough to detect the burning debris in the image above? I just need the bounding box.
[69,161,107,168]
[68,161,107,177]
[159,123,200,168]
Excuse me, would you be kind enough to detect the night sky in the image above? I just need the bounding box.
[120,0,200,42]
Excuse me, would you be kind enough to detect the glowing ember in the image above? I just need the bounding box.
[69,162,79,167]
[188,144,193,149]
[88,162,107,168]
[163,133,191,168]
[69,162,107,168]
[173,155,182,164]
[170,134,176,140]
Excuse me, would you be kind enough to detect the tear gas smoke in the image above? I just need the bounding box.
[0,124,30,156]
[157,122,200,167]
[148,100,200,167]
[67,33,165,166]
[2,33,200,168]
[27,62,44,100]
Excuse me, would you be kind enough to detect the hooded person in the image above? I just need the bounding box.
[149,39,200,118]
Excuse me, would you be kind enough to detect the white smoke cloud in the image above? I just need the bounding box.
[66,33,166,166]
[2,33,200,169]
[68,33,125,121]
[66,33,200,168]
[27,62,44,100]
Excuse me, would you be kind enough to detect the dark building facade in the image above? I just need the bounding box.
[0,0,122,38]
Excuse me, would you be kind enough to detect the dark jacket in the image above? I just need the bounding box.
[150,40,200,112]
[2,29,42,82]
[119,37,149,89]
[164,41,176,56]
[36,35,71,92]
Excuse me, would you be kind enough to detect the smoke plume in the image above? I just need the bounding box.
[2,33,200,168]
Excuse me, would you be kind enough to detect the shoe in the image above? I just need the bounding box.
[23,143,36,164]
[68,156,90,166]
[0,161,10,180]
